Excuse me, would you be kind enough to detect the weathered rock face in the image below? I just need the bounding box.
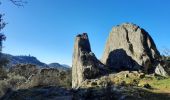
[101,23,161,73]
[72,33,107,88]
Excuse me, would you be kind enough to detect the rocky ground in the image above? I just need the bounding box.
[1,71,170,100]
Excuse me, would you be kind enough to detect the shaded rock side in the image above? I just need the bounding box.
[72,33,107,88]
[101,23,162,74]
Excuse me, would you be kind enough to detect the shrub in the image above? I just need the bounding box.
[0,80,10,97]
[9,64,39,79]
[7,73,26,89]
[20,68,72,89]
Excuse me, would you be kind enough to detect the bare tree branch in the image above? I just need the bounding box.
[163,48,170,56]
[0,14,7,32]
[9,0,27,6]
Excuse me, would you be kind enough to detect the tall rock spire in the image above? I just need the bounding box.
[72,33,107,88]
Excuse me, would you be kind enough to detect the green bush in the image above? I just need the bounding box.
[0,80,10,97]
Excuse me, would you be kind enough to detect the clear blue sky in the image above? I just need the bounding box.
[0,0,170,65]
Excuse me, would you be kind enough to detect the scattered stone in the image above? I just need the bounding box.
[139,73,145,79]
[91,81,97,86]
[120,81,126,86]
[143,83,151,89]
[125,74,129,78]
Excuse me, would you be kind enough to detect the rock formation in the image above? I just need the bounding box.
[101,23,166,75]
[72,33,107,88]
[72,24,168,89]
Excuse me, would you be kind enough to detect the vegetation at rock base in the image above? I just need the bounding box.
[0,64,72,98]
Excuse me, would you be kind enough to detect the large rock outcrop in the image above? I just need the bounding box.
[101,23,165,74]
[72,33,107,88]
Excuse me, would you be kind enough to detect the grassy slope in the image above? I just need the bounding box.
[108,71,170,94]
[140,77,170,93]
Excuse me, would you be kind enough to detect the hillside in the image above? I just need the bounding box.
[2,54,70,70]
[48,63,70,71]
[2,54,47,68]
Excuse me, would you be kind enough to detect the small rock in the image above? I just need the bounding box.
[155,64,168,77]
[143,83,151,89]
[120,81,126,86]
[125,74,129,78]
[139,73,145,78]
[91,81,97,86]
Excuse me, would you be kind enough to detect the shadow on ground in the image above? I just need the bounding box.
[1,86,170,100]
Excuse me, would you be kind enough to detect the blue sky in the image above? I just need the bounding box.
[0,0,170,65]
